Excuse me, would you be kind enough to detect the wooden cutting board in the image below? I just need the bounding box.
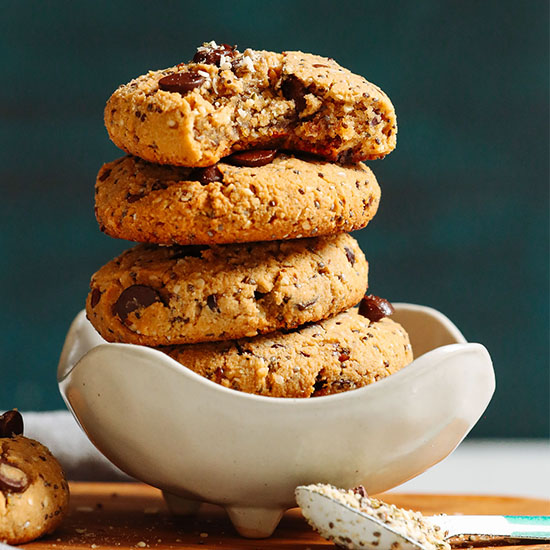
[17,482,550,549]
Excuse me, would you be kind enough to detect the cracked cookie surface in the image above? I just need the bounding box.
[162,308,413,398]
[0,436,69,544]
[95,153,380,245]
[105,43,396,166]
[86,233,368,346]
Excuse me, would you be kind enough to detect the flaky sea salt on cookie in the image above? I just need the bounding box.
[105,42,397,166]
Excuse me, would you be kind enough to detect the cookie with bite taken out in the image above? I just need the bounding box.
[105,42,397,166]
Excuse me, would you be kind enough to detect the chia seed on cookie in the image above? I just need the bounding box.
[105,42,397,166]
[86,233,369,346]
[161,308,413,398]
[95,152,380,245]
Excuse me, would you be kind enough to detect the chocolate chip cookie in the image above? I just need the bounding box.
[105,42,397,166]
[0,411,69,545]
[86,233,368,346]
[95,152,380,245]
[161,307,413,398]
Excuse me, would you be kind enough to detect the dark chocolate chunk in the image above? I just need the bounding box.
[235,342,245,355]
[338,350,351,362]
[193,43,238,66]
[170,245,208,260]
[254,290,268,300]
[90,288,101,308]
[336,148,355,164]
[225,149,277,167]
[159,72,206,95]
[189,165,223,185]
[344,246,355,266]
[353,485,368,498]
[281,75,307,112]
[0,410,23,438]
[312,374,326,394]
[207,294,220,312]
[358,295,394,322]
[126,193,143,203]
[0,462,29,493]
[113,285,162,322]
[98,169,111,182]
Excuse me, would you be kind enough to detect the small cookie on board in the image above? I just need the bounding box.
[105,42,396,166]
[162,302,413,398]
[0,411,69,545]
[86,233,369,346]
[95,152,381,245]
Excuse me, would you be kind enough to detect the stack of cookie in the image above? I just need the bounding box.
[86,42,413,398]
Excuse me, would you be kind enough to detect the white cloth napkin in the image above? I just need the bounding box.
[21,410,132,481]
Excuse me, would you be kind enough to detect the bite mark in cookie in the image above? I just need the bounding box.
[105,42,397,166]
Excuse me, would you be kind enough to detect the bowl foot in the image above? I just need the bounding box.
[225,505,284,538]
[162,491,201,516]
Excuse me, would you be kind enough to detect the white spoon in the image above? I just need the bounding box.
[296,484,550,549]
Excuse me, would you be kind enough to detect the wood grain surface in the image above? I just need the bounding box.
[17,482,550,549]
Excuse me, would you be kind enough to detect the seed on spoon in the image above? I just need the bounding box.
[296,483,450,550]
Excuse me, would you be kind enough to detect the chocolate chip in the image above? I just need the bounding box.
[353,485,368,498]
[170,245,208,259]
[312,374,326,394]
[281,75,307,112]
[358,295,395,322]
[344,247,355,266]
[126,193,143,203]
[158,72,206,95]
[0,462,29,493]
[0,410,23,438]
[225,149,277,167]
[235,342,244,355]
[98,169,111,182]
[113,285,162,322]
[207,294,220,312]
[90,288,101,308]
[338,351,350,362]
[193,43,238,65]
[189,165,223,185]
[213,367,225,383]
[254,290,268,300]
[337,148,355,164]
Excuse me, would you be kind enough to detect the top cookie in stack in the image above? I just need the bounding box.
[105,43,396,167]
[87,42,412,398]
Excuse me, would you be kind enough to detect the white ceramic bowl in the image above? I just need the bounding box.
[57,304,494,538]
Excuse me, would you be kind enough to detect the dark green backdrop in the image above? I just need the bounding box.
[1,1,548,438]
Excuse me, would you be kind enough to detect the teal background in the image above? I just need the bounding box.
[1,1,548,438]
